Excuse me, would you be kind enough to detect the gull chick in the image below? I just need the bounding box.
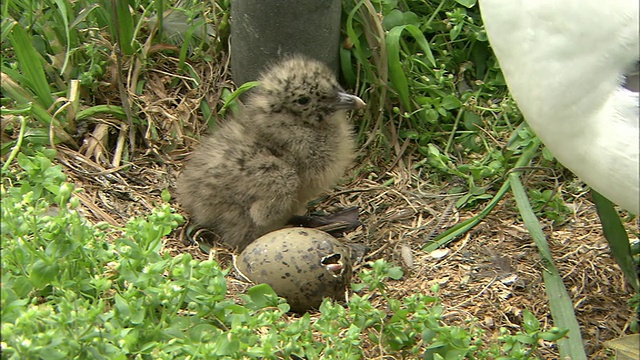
[176,55,365,251]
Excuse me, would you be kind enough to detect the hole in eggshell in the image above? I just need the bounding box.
[321,253,343,276]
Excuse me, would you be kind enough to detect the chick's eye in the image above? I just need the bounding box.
[296,96,310,105]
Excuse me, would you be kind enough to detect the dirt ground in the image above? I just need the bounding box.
[53,53,638,359]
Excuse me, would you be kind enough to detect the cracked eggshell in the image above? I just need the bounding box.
[235,227,353,313]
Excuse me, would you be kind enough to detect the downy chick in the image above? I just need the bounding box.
[176,55,365,251]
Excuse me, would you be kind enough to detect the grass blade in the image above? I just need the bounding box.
[1,17,16,43]
[218,81,260,117]
[426,137,541,251]
[52,0,72,75]
[339,47,357,88]
[386,25,410,110]
[1,116,27,172]
[386,24,436,111]
[402,24,436,67]
[178,19,206,69]
[8,23,55,109]
[155,0,164,41]
[345,0,376,84]
[76,105,128,121]
[510,173,587,360]
[70,4,100,29]
[1,72,53,126]
[423,179,510,252]
[112,0,135,55]
[592,190,639,292]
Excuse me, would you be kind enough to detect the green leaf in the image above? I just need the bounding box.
[29,259,60,288]
[521,309,540,333]
[8,276,34,299]
[187,323,219,342]
[538,327,570,342]
[0,72,53,125]
[383,10,403,30]
[450,23,463,41]
[219,81,260,116]
[514,334,536,345]
[1,17,16,43]
[114,293,132,319]
[386,24,436,110]
[76,105,128,120]
[541,147,555,161]
[441,95,462,110]
[244,283,280,310]
[510,173,586,360]
[8,24,55,109]
[382,10,419,30]
[130,300,146,325]
[344,0,378,94]
[161,189,171,202]
[340,47,357,88]
[592,191,639,292]
[386,266,404,280]
[213,333,241,356]
[112,0,135,55]
[53,0,72,75]
[386,27,410,110]
[462,111,482,130]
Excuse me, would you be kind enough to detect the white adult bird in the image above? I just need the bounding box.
[479,0,639,213]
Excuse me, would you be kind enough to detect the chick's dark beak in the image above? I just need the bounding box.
[334,91,366,110]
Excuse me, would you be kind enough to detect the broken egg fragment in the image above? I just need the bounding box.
[235,227,353,313]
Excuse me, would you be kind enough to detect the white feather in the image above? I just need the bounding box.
[479,0,639,213]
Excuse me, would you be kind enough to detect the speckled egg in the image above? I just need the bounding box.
[235,227,353,313]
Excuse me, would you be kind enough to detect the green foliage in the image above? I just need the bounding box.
[342,0,508,143]
[1,151,562,359]
[1,0,227,150]
[340,0,534,209]
[527,188,570,224]
[2,0,117,145]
